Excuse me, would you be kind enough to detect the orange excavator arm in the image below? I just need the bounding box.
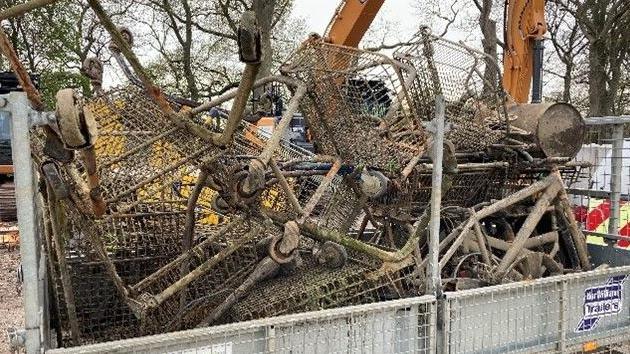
[324,0,386,47]
[503,0,547,103]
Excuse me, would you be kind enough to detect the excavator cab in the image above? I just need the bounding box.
[246,83,314,152]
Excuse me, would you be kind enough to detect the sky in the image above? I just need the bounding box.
[292,0,422,44]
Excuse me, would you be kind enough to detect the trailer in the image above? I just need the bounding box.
[3,88,630,353]
[2,2,629,353]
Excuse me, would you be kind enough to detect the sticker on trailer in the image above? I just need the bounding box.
[576,275,627,332]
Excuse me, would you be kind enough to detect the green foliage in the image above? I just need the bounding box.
[0,0,106,108]
[39,71,90,110]
[0,0,305,105]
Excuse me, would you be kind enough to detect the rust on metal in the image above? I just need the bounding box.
[13,14,593,345]
[507,102,586,158]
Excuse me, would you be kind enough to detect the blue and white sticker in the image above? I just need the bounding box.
[576,275,627,332]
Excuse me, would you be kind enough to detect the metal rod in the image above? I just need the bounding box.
[269,159,303,215]
[201,256,279,326]
[107,149,207,204]
[217,63,260,146]
[583,115,630,125]
[438,219,476,271]
[486,231,559,251]
[531,39,544,104]
[111,51,200,108]
[417,162,509,172]
[427,95,445,297]
[558,280,568,352]
[79,147,106,216]
[494,181,562,279]
[298,159,342,222]
[181,153,224,250]
[472,218,491,265]
[555,174,591,270]
[438,175,557,270]
[609,124,624,238]
[87,0,174,115]
[153,225,259,307]
[0,31,43,110]
[182,170,209,250]
[8,92,42,354]
[583,230,630,242]
[401,154,422,180]
[257,84,307,164]
[191,75,303,115]
[46,188,81,344]
[131,219,242,292]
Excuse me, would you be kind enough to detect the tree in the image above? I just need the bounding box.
[472,0,503,93]
[553,0,630,116]
[616,57,630,115]
[545,3,587,103]
[0,0,129,107]
[124,0,302,102]
[412,0,462,38]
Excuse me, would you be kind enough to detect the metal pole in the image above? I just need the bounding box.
[426,95,445,297]
[531,39,544,104]
[557,280,567,352]
[608,124,623,243]
[8,92,43,353]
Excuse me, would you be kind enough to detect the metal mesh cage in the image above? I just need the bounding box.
[87,86,308,215]
[227,256,416,322]
[394,30,508,152]
[282,40,427,174]
[38,83,335,342]
[35,31,589,348]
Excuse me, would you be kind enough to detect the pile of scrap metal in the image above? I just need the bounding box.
[1,2,591,346]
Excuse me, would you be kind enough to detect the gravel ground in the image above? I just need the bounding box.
[0,246,23,353]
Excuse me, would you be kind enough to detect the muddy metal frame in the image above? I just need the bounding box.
[7,87,630,353]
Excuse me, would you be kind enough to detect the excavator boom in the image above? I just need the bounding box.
[324,0,386,47]
[503,0,547,103]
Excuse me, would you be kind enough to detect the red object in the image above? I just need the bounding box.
[585,200,610,232]
[617,224,630,248]
[573,205,588,224]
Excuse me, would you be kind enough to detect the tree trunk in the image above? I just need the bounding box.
[588,39,610,116]
[182,0,199,101]
[481,19,499,93]
[252,0,275,99]
[479,0,499,96]
[563,62,572,102]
